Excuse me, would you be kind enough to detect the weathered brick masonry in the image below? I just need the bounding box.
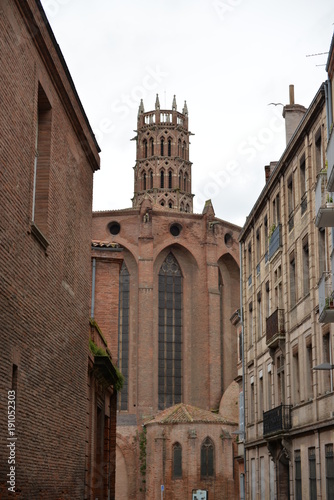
[0,1,100,498]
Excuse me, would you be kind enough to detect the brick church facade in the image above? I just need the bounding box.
[92,97,241,499]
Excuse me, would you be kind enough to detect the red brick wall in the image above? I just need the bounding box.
[92,207,240,498]
[0,1,99,498]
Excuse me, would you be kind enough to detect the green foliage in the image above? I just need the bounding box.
[114,366,125,392]
[89,338,108,357]
[268,223,276,240]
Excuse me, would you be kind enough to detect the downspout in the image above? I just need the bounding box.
[239,242,246,500]
[328,78,333,131]
[325,81,330,141]
[91,257,96,318]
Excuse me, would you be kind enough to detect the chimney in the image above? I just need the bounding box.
[282,85,307,145]
[265,161,278,183]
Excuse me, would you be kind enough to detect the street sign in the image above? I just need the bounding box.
[161,485,164,491]
[192,489,208,500]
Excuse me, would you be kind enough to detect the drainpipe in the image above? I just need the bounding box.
[239,242,246,500]
[328,78,333,131]
[91,258,96,318]
[325,81,330,141]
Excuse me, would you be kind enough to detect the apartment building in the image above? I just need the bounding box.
[239,76,334,499]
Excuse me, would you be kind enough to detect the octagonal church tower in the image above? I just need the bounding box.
[132,95,194,212]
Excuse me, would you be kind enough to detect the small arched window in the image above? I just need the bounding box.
[183,141,186,159]
[150,137,154,156]
[160,138,164,156]
[185,204,190,213]
[160,170,164,188]
[201,437,214,478]
[143,139,148,158]
[179,170,183,189]
[184,174,187,192]
[168,170,172,189]
[168,138,172,157]
[181,142,184,159]
[180,202,184,212]
[160,200,165,206]
[173,443,182,479]
[149,170,153,189]
[168,201,173,209]
[143,172,147,190]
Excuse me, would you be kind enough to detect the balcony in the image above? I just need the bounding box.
[327,129,334,191]
[266,309,285,348]
[263,404,292,437]
[315,172,334,227]
[268,224,282,260]
[318,271,334,323]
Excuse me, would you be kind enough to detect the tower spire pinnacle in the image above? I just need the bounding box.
[172,95,177,111]
[155,94,160,110]
[138,99,145,117]
[182,100,188,116]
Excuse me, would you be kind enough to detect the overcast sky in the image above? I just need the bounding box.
[41,0,333,227]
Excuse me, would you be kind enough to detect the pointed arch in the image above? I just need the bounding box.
[118,262,129,410]
[168,137,172,156]
[168,169,172,189]
[143,172,147,190]
[168,200,173,209]
[158,253,182,410]
[184,172,188,192]
[160,137,164,156]
[149,169,153,189]
[200,437,214,478]
[185,204,190,213]
[160,169,165,188]
[150,137,154,156]
[180,201,184,212]
[143,139,148,158]
[179,169,183,189]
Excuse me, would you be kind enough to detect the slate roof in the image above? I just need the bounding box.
[145,403,236,425]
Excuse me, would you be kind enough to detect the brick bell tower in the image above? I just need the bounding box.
[132,95,194,212]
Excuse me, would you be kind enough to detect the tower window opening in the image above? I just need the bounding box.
[168,170,172,189]
[169,201,173,209]
[150,137,154,156]
[160,138,164,156]
[160,170,165,188]
[143,172,147,190]
[168,138,172,157]
[180,202,184,212]
[143,139,148,158]
[182,142,185,159]
[149,170,153,189]
[179,171,182,189]
[160,200,165,206]
[178,139,181,157]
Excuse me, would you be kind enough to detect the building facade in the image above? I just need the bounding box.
[0,1,120,498]
[91,98,241,499]
[239,79,334,499]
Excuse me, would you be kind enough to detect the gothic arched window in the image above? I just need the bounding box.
[168,201,173,209]
[178,139,181,157]
[160,137,164,156]
[201,437,214,478]
[168,138,172,157]
[143,139,148,158]
[173,442,182,479]
[150,137,154,156]
[118,262,130,410]
[160,169,165,188]
[158,253,182,409]
[149,169,153,189]
[168,170,172,189]
[143,172,147,190]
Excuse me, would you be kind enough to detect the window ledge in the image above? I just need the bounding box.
[30,222,49,252]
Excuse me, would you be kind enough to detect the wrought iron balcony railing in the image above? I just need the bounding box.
[318,271,334,323]
[315,172,334,228]
[266,308,285,348]
[263,404,292,437]
[327,128,334,192]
